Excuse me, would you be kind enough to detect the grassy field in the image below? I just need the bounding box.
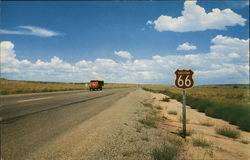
[143,85,250,132]
[0,78,137,95]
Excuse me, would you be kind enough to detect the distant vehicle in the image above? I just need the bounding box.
[89,80,104,91]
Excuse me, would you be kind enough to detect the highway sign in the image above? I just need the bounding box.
[174,69,194,138]
[175,69,194,89]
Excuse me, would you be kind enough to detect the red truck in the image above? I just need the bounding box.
[89,80,104,91]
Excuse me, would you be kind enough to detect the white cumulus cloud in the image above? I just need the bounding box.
[0,35,249,84]
[147,1,246,32]
[177,42,197,51]
[114,51,132,60]
[0,26,61,37]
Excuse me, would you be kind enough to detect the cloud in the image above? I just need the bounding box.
[147,1,246,32]
[114,51,132,60]
[177,42,197,51]
[0,26,61,37]
[1,35,249,84]
[226,1,249,9]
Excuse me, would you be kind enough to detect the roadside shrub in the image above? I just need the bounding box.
[215,126,240,139]
[240,140,249,144]
[152,143,180,160]
[192,136,212,148]
[199,119,214,127]
[156,106,163,110]
[168,110,177,115]
[161,97,170,102]
[139,116,158,128]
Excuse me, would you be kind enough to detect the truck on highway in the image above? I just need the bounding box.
[89,80,104,91]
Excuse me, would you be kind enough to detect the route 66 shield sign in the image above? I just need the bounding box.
[175,69,194,89]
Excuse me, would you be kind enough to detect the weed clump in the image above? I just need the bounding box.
[152,144,180,160]
[215,126,240,139]
[192,136,212,148]
[156,106,163,110]
[152,136,183,160]
[168,110,177,115]
[199,119,214,127]
[139,116,159,128]
[161,97,170,102]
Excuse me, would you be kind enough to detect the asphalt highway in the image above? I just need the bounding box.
[0,88,135,160]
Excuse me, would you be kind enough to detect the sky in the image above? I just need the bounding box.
[0,0,249,85]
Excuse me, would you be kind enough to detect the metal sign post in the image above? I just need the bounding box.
[175,69,194,138]
[182,89,186,138]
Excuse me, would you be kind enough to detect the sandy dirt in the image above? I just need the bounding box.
[10,88,249,160]
[151,92,250,160]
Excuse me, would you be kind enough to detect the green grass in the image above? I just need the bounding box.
[143,86,250,132]
[215,126,240,139]
[168,110,177,115]
[192,137,212,148]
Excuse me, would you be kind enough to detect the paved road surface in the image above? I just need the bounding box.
[0,88,135,160]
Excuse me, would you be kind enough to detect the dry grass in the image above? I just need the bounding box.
[122,150,142,157]
[199,119,214,127]
[177,128,195,137]
[168,110,177,115]
[161,97,170,102]
[240,140,249,144]
[151,136,183,160]
[143,85,250,132]
[192,136,212,148]
[143,85,249,106]
[0,78,136,95]
[215,126,240,139]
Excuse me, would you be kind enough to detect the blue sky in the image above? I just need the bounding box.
[0,1,249,84]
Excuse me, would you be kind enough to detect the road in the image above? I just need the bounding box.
[0,88,135,160]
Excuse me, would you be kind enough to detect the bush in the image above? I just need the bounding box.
[152,144,180,160]
[192,137,212,148]
[139,116,159,128]
[168,110,177,115]
[199,119,214,127]
[215,126,240,139]
[161,97,170,102]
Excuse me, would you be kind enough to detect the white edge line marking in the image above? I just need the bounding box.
[17,97,52,103]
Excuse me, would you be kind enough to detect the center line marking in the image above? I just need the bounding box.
[17,97,52,103]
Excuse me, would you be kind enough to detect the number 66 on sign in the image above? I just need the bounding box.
[175,69,194,89]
